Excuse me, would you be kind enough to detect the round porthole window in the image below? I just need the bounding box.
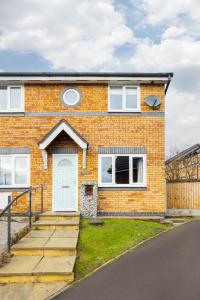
[62,88,81,107]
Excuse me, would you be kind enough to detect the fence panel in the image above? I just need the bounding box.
[167,182,200,209]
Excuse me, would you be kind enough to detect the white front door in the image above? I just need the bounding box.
[53,154,78,211]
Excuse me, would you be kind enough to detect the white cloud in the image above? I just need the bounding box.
[162,26,187,39]
[130,21,200,154]
[131,31,200,71]
[166,88,200,154]
[177,116,199,125]
[142,0,200,24]
[0,0,133,70]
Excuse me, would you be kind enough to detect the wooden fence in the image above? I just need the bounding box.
[167,181,200,209]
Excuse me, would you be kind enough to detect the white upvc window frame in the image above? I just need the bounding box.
[108,85,140,112]
[0,85,24,112]
[0,154,30,188]
[98,154,147,187]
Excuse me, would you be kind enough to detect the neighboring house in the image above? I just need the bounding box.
[0,72,172,216]
[166,144,200,216]
[166,144,200,182]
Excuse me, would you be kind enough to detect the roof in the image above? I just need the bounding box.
[38,119,89,150]
[0,72,173,78]
[0,72,173,94]
[166,144,200,164]
[0,72,173,89]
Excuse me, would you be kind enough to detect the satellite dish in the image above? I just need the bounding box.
[145,95,161,110]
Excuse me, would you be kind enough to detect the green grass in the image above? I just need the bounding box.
[75,218,169,280]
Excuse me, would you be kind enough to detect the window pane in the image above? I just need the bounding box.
[125,87,138,109]
[132,157,143,183]
[0,87,7,110]
[10,87,21,109]
[109,87,123,110]
[115,156,129,184]
[101,157,112,183]
[0,156,12,185]
[15,156,28,184]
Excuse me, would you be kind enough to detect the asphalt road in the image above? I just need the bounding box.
[54,220,200,300]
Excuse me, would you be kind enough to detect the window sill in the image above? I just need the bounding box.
[98,183,146,188]
[98,186,147,191]
[0,187,30,192]
[0,112,25,116]
[108,110,141,113]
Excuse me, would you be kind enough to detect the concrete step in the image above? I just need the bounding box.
[26,230,79,239]
[0,282,68,300]
[167,218,187,223]
[38,212,80,221]
[0,256,75,284]
[32,219,79,231]
[161,218,187,225]
[12,236,78,256]
[160,219,174,224]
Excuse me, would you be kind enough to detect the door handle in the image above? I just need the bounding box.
[62,185,70,188]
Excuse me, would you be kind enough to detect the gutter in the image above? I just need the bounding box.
[0,72,174,83]
[164,75,172,94]
[0,72,174,78]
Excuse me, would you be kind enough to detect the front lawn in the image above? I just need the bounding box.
[75,218,169,280]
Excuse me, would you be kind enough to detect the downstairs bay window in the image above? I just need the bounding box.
[98,154,146,187]
[0,154,30,188]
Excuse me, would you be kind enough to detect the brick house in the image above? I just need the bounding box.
[0,72,173,217]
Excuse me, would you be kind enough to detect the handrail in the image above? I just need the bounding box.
[0,189,30,217]
[0,185,46,217]
[0,184,46,253]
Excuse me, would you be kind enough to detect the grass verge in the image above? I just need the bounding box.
[75,218,170,280]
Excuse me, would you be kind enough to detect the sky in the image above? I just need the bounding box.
[0,0,199,156]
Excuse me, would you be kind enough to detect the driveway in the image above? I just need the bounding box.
[54,219,200,300]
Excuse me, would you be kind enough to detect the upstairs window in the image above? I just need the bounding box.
[99,154,146,187]
[109,85,140,112]
[0,86,24,112]
[0,154,30,187]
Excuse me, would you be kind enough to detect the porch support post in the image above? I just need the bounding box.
[41,149,48,170]
[83,148,87,169]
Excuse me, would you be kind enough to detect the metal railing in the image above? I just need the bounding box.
[0,184,46,253]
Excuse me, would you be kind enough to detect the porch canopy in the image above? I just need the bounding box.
[38,119,89,169]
